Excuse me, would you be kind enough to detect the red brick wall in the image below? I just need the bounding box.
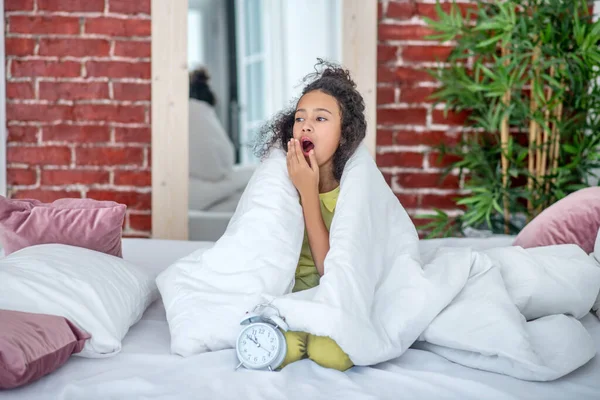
[376,0,474,223]
[5,0,151,237]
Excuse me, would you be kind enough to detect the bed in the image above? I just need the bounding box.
[188,164,255,241]
[3,236,600,400]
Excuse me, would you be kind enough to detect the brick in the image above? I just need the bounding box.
[416,2,478,21]
[114,170,151,186]
[421,194,462,210]
[11,60,81,78]
[8,168,37,186]
[114,127,150,143]
[38,0,105,12]
[377,108,427,125]
[109,0,151,15]
[377,86,395,105]
[85,17,151,37]
[9,16,80,35]
[5,38,36,57]
[43,125,110,143]
[396,172,459,189]
[11,189,81,202]
[378,1,383,20]
[399,87,436,103]
[379,24,437,41]
[86,190,150,210]
[75,147,144,166]
[378,45,398,62]
[7,82,35,99]
[7,103,74,122]
[378,66,436,85]
[428,152,462,168]
[129,213,151,231]
[395,67,437,84]
[376,129,395,146]
[113,82,150,101]
[39,38,111,57]
[377,66,397,83]
[396,193,420,208]
[395,130,461,146]
[382,171,393,185]
[42,169,110,185]
[6,0,34,11]
[85,61,150,79]
[114,40,151,58]
[7,146,71,165]
[431,109,470,126]
[39,82,109,101]
[376,151,424,168]
[7,126,39,143]
[73,104,146,123]
[402,46,453,63]
[386,1,415,19]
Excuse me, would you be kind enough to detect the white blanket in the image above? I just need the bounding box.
[157,145,600,381]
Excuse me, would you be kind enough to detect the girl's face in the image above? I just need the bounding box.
[292,90,342,169]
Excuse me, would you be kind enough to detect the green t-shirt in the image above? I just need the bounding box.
[292,186,340,293]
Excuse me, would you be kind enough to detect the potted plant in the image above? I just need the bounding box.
[417,0,600,238]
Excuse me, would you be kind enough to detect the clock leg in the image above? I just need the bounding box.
[235,361,244,371]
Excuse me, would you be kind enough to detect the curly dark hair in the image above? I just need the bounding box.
[253,59,366,181]
[189,67,216,106]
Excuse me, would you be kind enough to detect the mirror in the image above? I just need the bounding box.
[187,0,342,241]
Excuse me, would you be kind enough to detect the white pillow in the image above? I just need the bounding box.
[0,244,157,358]
[594,226,600,264]
[593,228,600,318]
[189,98,235,182]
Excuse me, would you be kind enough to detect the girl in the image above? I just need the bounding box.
[254,60,367,371]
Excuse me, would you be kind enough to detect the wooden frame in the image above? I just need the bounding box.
[151,0,377,239]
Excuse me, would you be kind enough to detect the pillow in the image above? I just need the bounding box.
[595,227,600,264]
[593,228,600,319]
[189,98,235,182]
[0,244,157,358]
[0,310,90,389]
[0,197,126,257]
[513,186,600,254]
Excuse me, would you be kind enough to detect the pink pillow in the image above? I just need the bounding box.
[0,197,126,257]
[0,310,90,389]
[513,187,600,254]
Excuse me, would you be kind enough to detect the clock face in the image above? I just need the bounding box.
[237,323,281,369]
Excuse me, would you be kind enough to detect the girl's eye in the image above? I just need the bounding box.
[295,117,303,122]
[317,117,327,122]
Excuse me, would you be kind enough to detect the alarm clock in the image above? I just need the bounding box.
[235,303,289,371]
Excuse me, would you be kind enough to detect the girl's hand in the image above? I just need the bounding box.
[286,138,319,198]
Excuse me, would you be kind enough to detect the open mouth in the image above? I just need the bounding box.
[300,137,315,156]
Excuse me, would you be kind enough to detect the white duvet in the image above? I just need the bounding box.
[157,145,600,381]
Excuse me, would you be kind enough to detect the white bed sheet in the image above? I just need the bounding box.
[3,237,600,400]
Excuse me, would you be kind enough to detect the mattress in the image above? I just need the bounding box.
[4,237,600,400]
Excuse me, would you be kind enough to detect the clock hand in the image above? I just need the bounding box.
[246,334,259,346]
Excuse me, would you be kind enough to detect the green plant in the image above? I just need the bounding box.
[416,0,600,238]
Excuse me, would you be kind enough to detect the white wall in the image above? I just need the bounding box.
[187,9,204,70]
[281,0,342,105]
